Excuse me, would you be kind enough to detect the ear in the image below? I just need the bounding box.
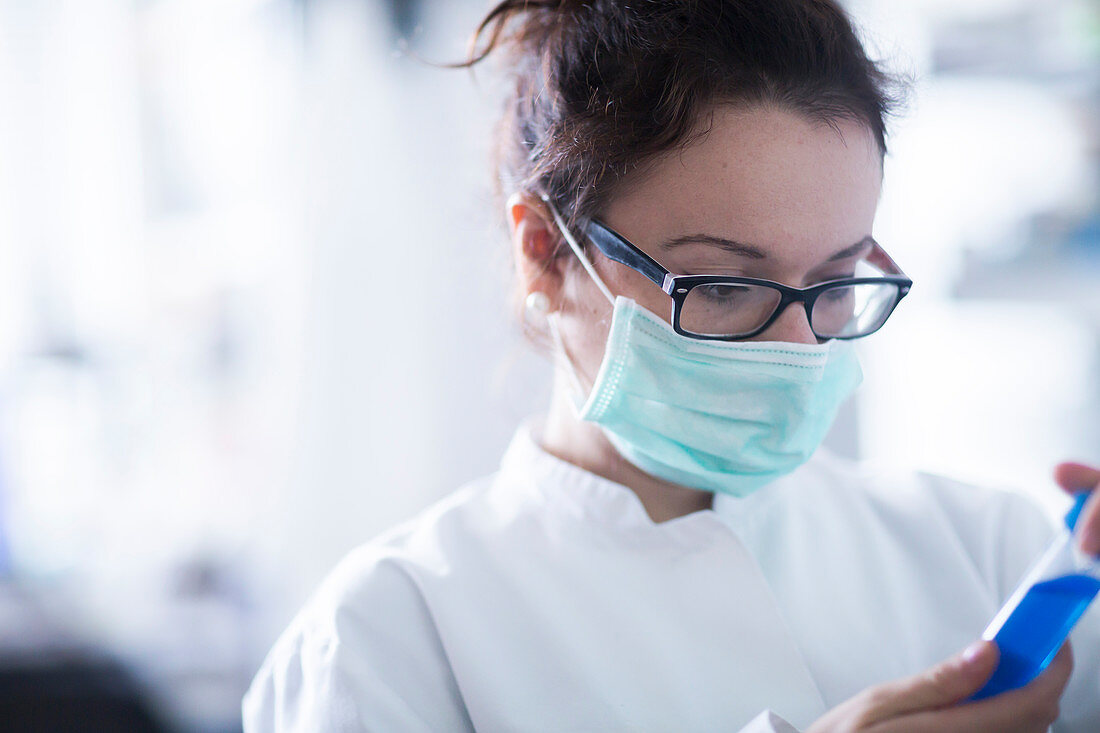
[507,191,565,310]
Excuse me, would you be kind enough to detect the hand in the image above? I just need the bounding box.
[1054,462,1100,554]
[806,640,1072,732]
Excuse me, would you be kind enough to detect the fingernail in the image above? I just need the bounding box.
[962,642,986,665]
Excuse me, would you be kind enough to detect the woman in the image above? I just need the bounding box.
[243,1,1100,730]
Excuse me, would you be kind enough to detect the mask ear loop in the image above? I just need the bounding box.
[525,290,587,398]
[535,193,615,408]
[546,311,588,403]
[538,193,615,306]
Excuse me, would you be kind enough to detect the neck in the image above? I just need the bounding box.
[539,374,714,523]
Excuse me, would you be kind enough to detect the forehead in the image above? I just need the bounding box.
[602,105,883,267]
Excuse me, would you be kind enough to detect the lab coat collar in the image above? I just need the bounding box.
[498,419,826,548]
[499,420,725,548]
[711,452,828,525]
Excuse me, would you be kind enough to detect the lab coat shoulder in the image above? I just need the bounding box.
[816,450,1058,601]
[242,477,511,733]
[910,467,1060,601]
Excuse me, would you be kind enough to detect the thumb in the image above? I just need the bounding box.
[861,641,998,722]
[1053,462,1100,493]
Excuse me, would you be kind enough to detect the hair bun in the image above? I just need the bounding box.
[454,0,901,247]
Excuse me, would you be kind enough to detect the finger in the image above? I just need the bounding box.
[1016,642,1074,705]
[856,641,998,724]
[886,643,1074,733]
[1054,463,1100,554]
[979,644,1071,729]
[1076,493,1100,556]
[1054,462,1100,492]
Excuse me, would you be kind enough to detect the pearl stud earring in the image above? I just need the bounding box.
[525,291,551,318]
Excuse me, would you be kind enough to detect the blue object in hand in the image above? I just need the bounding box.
[971,492,1100,700]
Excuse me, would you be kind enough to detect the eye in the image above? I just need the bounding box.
[695,283,752,301]
[821,288,852,302]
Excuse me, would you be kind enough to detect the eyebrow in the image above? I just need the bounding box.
[659,234,875,263]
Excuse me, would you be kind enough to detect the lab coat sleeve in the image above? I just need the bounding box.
[242,549,474,733]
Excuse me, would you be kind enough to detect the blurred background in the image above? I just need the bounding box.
[0,0,1096,730]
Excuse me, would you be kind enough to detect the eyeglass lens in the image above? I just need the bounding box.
[680,281,900,338]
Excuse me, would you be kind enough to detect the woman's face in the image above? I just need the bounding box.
[550,104,884,388]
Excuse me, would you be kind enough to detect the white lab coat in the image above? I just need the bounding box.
[243,421,1100,732]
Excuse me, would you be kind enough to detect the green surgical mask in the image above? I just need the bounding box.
[550,296,862,496]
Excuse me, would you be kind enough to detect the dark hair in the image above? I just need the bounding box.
[457,0,903,238]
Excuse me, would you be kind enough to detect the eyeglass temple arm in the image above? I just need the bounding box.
[584,221,670,288]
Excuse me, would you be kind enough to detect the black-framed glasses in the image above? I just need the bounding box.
[582,219,912,341]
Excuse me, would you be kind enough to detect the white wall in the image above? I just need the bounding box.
[252,0,552,638]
